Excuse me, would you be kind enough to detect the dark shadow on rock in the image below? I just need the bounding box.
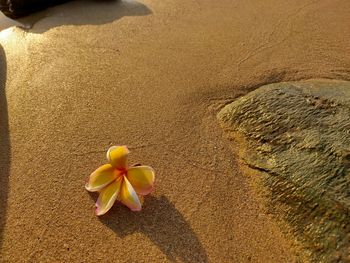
[21,0,152,34]
[0,0,152,33]
[0,45,9,250]
[0,12,25,31]
[98,195,208,263]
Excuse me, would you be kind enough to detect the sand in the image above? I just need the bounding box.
[0,0,349,262]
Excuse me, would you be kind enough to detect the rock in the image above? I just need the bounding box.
[217,79,350,262]
[0,0,69,18]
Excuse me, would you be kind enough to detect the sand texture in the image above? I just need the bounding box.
[0,0,350,262]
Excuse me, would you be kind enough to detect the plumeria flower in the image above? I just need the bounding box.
[85,146,155,216]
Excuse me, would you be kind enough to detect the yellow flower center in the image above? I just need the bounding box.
[115,168,127,178]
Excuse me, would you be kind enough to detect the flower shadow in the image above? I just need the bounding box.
[99,195,209,263]
[0,44,10,250]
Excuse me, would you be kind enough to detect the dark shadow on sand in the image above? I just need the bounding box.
[0,45,10,250]
[14,0,152,34]
[99,195,208,263]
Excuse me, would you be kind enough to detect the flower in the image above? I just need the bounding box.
[85,145,155,216]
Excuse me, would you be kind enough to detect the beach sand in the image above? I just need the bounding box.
[0,0,349,261]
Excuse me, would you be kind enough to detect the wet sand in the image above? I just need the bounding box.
[0,0,349,261]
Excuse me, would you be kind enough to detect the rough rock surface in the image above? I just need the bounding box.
[218,79,350,262]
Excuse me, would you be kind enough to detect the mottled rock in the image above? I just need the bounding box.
[218,79,350,262]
